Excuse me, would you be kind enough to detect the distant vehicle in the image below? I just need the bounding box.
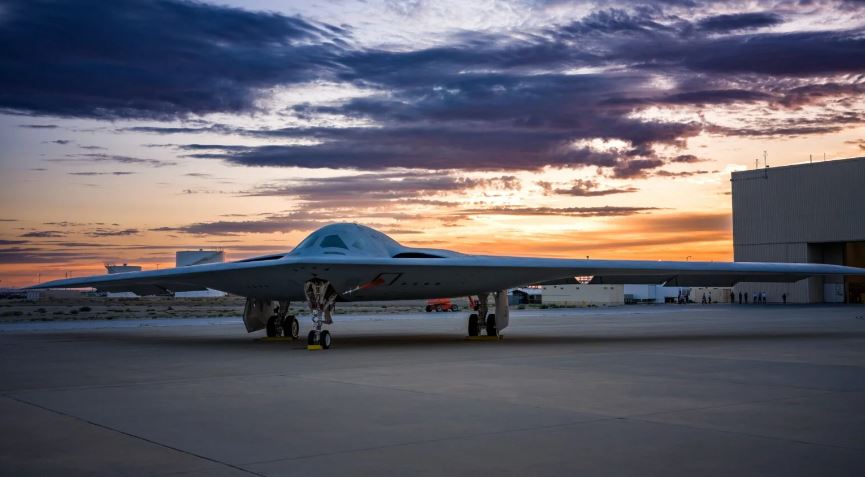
[425,298,459,312]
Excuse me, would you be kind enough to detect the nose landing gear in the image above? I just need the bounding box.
[304,279,337,350]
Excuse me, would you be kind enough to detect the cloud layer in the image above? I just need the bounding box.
[2,0,863,177]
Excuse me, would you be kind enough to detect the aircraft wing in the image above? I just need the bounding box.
[29,255,865,301]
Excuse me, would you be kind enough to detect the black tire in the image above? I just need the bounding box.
[486,314,497,336]
[266,316,278,337]
[468,313,479,336]
[435,305,443,312]
[283,316,299,339]
[320,330,332,350]
[425,305,432,312]
[307,330,318,345]
[451,305,459,312]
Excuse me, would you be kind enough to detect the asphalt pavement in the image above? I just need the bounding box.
[2,304,864,476]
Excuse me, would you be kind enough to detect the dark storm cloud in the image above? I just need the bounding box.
[546,179,639,196]
[696,12,783,32]
[86,228,140,237]
[2,1,863,177]
[18,124,58,129]
[656,89,774,106]
[609,29,865,77]
[776,82,865,108]
[654,169,717,177]
[459,205,658,217]
[152,213,321,236]
[669,154,705,163]
[0,240,27,245]
[186,122,698,173]
[0,247,109,264]
[611,158,666,178]
[0,0,347,119]
[68,171,136,176]
[47,154,176,167]
[20,230,65,238]
[243,172,521,210]
[707,124,845,138]
[248,172,506,198]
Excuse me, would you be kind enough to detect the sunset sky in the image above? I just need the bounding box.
[1,0,864,287]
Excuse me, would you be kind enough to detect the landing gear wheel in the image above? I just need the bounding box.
[468,313,479,336]
[307,330,319,346]
[486,314,497,336]
[320,330,332,350]
[266,316,279,337]
[282,316,299,339]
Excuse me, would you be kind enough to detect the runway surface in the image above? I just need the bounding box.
[2,305,865,476]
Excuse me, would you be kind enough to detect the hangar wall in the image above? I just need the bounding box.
[731,157,865,303]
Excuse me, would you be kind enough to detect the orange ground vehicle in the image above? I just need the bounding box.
[425,297,482,312]
[425,298,459,312]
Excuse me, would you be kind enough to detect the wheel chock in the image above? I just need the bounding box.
[465,335,504,341]
[306,344,323,351]
[256,336,297,342]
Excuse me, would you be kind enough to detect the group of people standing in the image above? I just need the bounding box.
[680,290,789,305]
[733,291,787,304]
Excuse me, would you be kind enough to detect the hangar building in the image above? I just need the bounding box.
[731,156,865,304]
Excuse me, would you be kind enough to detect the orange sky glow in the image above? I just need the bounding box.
[2,1,864,287]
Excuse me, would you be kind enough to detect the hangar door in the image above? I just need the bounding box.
[846,242,865,304]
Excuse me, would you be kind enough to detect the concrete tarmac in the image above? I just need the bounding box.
[1,304,864,476]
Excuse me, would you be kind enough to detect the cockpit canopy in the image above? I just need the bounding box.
[286,223,460,258]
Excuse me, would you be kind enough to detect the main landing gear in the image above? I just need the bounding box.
[467,291,509,338]
[304,278,337,350]
[265,300,299,339]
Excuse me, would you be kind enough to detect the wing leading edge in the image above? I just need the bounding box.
[30,254,865,301]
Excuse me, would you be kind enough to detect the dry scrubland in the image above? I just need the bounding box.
[0,296,431,322]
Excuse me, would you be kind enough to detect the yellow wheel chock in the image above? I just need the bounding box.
[465,335,504,341]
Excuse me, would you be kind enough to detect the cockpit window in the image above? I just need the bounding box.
[320,234,348,249]
[298,236,319,249]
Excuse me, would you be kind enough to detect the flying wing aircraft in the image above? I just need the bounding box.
[31,223,865,349]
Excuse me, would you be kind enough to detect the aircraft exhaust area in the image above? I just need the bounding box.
[1,305,864,476]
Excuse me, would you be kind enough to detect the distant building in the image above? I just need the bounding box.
[105,263,142,274]
[732,156,865,303]
[25,289,84,301]
[105,263,142,298]
[509,287,542,305]
[623,285,732,304]
[174,249,227,297]
[541,284,624,306]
